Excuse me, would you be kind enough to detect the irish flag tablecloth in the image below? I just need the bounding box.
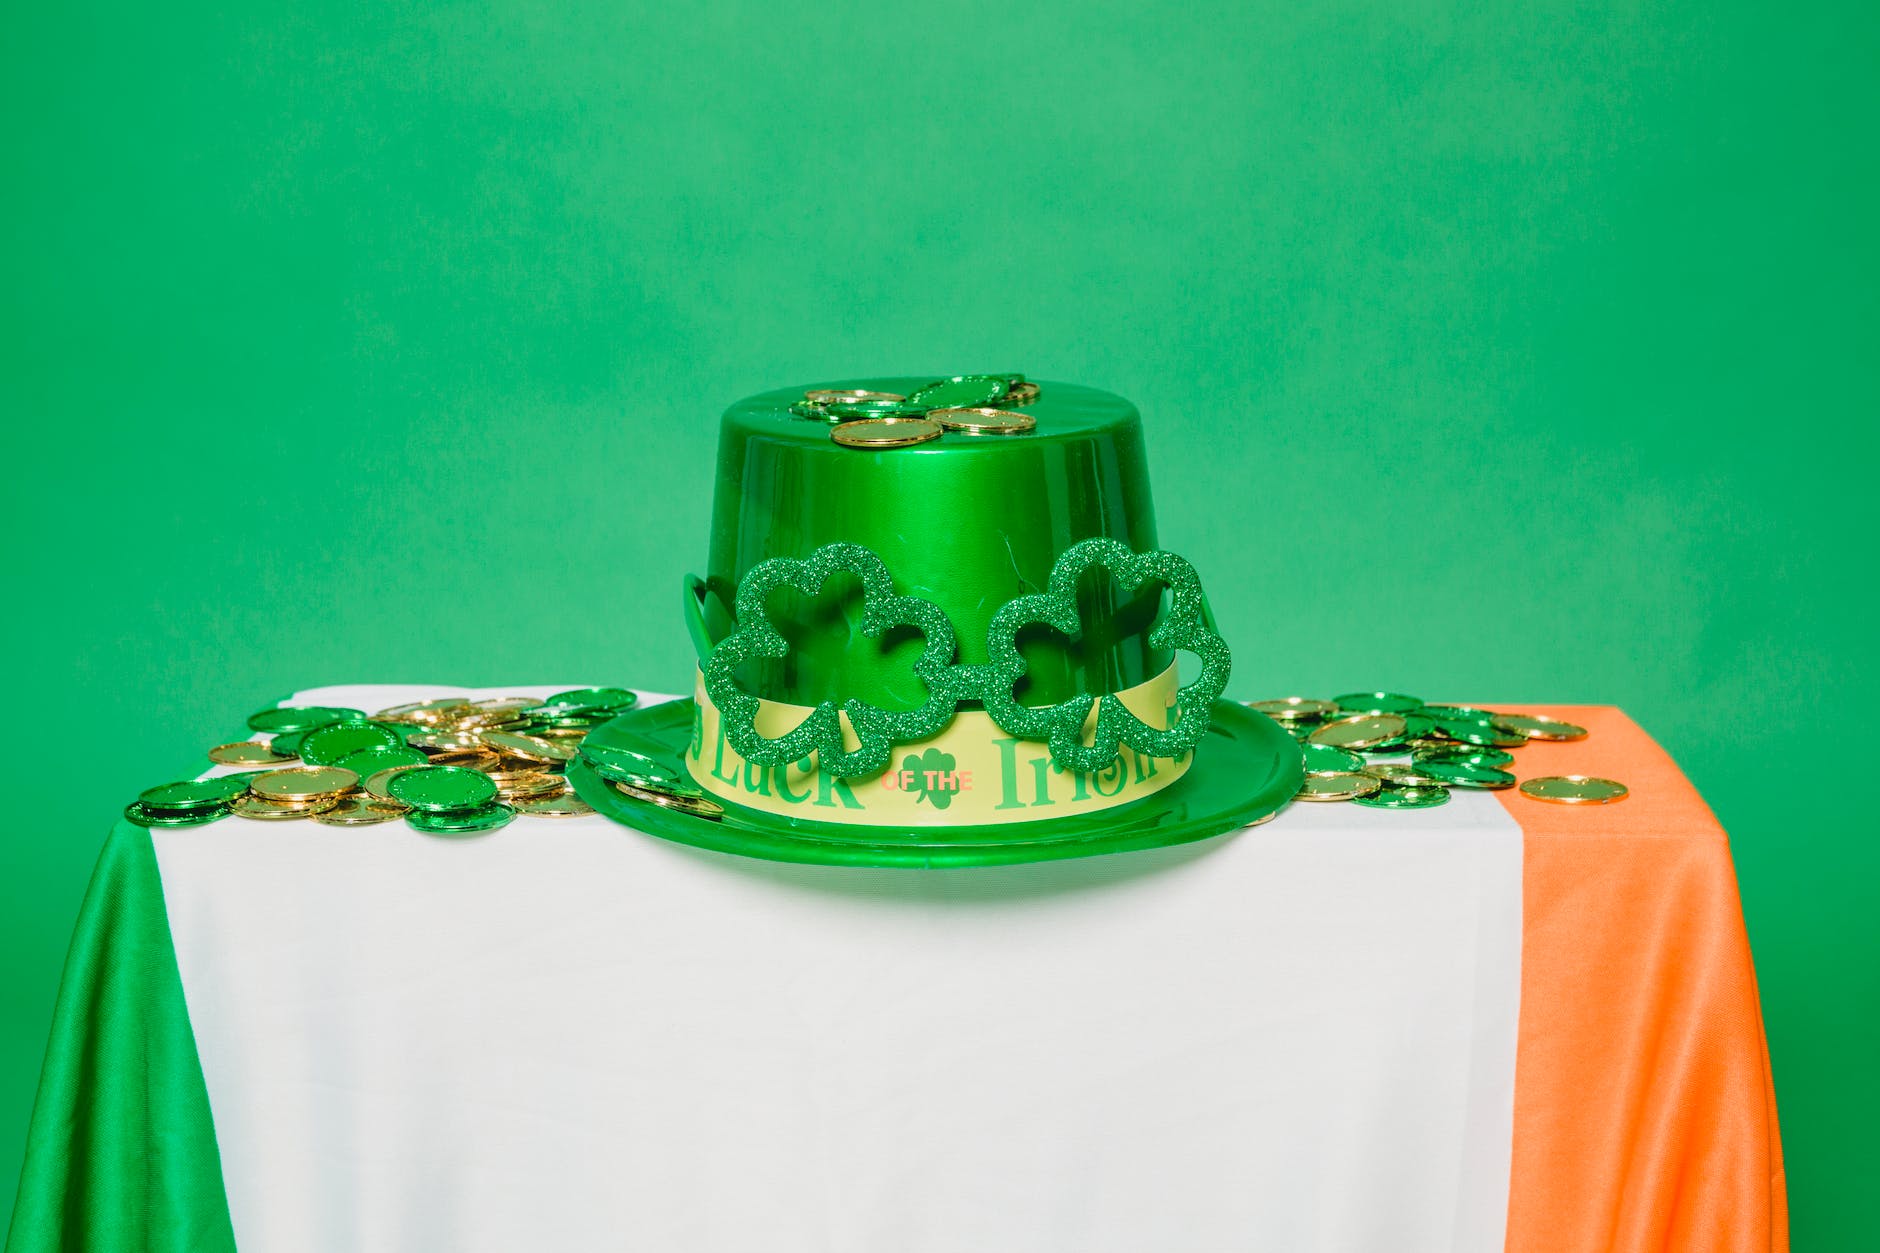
[6,686,1786,1252]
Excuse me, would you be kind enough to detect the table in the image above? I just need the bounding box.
[5,686,1787,1252]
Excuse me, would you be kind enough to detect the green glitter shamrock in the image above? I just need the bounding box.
[979,538,1231,775]
[701,543,959,780]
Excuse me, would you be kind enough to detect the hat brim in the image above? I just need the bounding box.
[567,699,1303,868]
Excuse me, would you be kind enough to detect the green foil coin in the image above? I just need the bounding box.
[905,375,1009,410]
[268,730,307,758]
[333,745,428,776]
[1300,743,1364,773]
[388,765,500,813]
[406,802,516,835]
[1332,692,1424,715]
[246,706,363,734]
[545,687,639,711]
[1416,759,1518,789]
[299,720,406,766]
[139,775,254,810]
[1416,746,1515,769]
[580,743,680,786]
[1354,785,1451,809]
[125,800,229,827]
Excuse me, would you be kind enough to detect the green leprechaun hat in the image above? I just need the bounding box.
[566,374,1302,867]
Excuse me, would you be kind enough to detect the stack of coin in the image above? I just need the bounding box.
[1248,693,1618,811]
[789,374,1038,448]
[126,687,636,832]
[578,744,725,821]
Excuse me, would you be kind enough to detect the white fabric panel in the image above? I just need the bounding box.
[154,684,1523,1253]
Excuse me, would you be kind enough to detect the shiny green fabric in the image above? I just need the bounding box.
[5,824,235,1252]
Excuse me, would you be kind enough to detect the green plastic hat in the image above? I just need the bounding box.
[569,376,1301,866]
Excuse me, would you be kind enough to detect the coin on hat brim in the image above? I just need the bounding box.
[230,793,338,820]
[1492,713,1590,741]
[1308,714,1408,749]
[1355,785,1451,809]
[313,795,409,826]
[1416,759,1517,789]
[1520,775,1628,804]
[248,765,360,801]
[208,741,296,766]
[612,779,725,820]
[513,794,594,818]
[1250,697,1338,721]
[928,407,1035,435]
[1295,771,1382,802]
[581,744,679,785]
[805,388,906,405]
[830,417,942,449]
[479,731,576,763]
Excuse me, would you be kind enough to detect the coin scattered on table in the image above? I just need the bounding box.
[1309,714,1407,750]
[1295,771,1382,802]
[1493,714,1589,741]
[1520,775,1629,804]
[830,417,943,449]
[1355,785,1450,810]
[207,741,295,766]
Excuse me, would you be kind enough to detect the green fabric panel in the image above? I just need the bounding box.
[5,823,235,1253]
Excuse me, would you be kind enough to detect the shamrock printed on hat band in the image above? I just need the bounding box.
[700,538,1232,780]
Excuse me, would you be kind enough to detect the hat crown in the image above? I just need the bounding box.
[699,379,1168,709]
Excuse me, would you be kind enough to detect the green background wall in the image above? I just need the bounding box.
[4,0,1872,1242]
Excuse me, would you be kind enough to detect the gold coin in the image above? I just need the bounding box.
[375,698,474,725]
[1364,762,1445,787]
[479,731,577,763]
[248,765,359,801]
[1003,381,1041,406]
[805,388,905,405]
[427,748,503,772]
[1295,771,1383,802]
[611,779,726,820]
[1492,713,1590,741]
[495,773,569,800]
[927,407,1036,436]
[208,741,296,766]
[313,796,408,826]
[512,794,594,818]
[1520,775,1628,804]
[364,764,424,800]
[230,793,338,820]
[1249,697,1338,721]
[1308,714,1407,749]
[830,417,942,449]
[407,731,487,752]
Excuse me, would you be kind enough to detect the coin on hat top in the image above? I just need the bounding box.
[479,731,577,763]
[612,778,725,820]
[1355,785,1450,809]
[208,741,296,766]
[1520,775,1628,804]
[805,389,906,405]
[1492,713,1590,741]
[249,765,359,801]
[1308,714,1407,749]
[1416,759,1517,790]
[1002,381,1041,406]
[927,407,1036,436]
[830,417,942,450]
[313,795,408,826]
[906,375,1010,410]
[1295,771,1382,802]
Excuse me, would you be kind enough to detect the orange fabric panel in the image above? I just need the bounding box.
[1487,706,1787,1253]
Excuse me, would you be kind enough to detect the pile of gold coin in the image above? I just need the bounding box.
[1247,693,1624,811]
[788,373,1040,450]
[128,688,640,833]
